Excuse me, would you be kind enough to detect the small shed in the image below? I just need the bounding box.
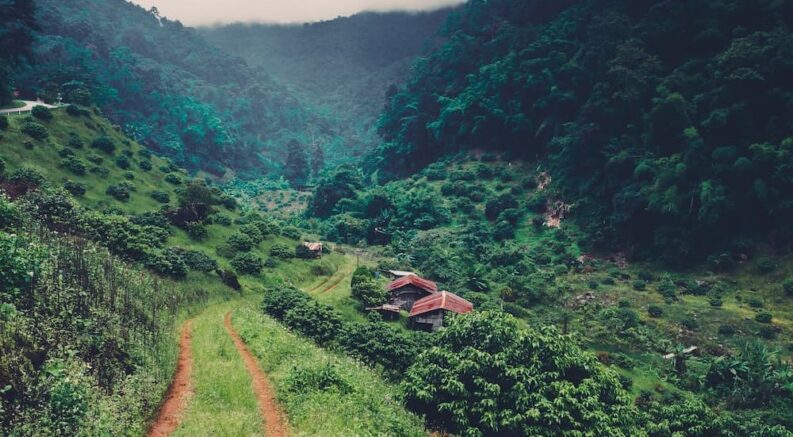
[365,303,401,320]
[386,275,438,311]
[409,291,473,331]
[296,242,323,259]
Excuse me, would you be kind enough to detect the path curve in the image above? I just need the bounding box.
[224,311,289,437]
[147,320,194,437]
[0,100,58,115]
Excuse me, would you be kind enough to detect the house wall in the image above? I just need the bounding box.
[410,310,444,331]
[389,285,432,310]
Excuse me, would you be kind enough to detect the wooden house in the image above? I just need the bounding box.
[364,303,401,320]
[386,275,438,311]
[408,291,474,331]
[296,242,323,259]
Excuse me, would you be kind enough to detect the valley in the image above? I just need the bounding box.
[1,0,792,436]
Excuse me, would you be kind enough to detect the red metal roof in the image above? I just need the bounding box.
[387,275,438,293]
[409,291,474,317]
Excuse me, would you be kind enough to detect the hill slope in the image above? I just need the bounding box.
[200,9,453,160]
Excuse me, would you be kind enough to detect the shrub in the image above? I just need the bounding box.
[0,156,5,177]
[60,156,87,175]
[647,305,663,318]
[220,195,238,210]
[351,274,387,308]
[21,121,49,140]
[90,166,110,178]
[66,135,83,149]
[230,253,264,275]
[402,312,638,435]
[239,224,264,244]
[91,136,115,154]
[718,324,736,336]
[65,104,88,117]
[63,181,87,197]
[227,233,255,252]
[269,243,293,259]
[145,248,188,279]
[709,297,723,307]
[338,322,422,380]
[87,154,103,164]
[681,317,698,330]
[138,160,152,171]
[783,279,793,296]
[485,194,519,220]
[9,167,46,187]
[58,147,75,158]
[755,312,773,323]
[164,174,182,185]
[130,212,170,229]
[756,257,777,273]
[106,184,130,202]
[31,105,53,120]
[123,171,135,180]
[283,300,343,345]
[0,194,21,229]
[632,280,646,291]
[186,222,208,241]
[758,325,777,339]
[213,214,232,226]
[261,285,313,320]
[115,155,130,169]
[172,248,218,272]
[747,297,764,308]
[281,226,302,240]
[150,190,170,204]
[0,116,8,130]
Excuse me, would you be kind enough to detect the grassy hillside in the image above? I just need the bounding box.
[0,107,426,435]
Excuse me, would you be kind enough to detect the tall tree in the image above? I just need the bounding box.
[284,139,309,189]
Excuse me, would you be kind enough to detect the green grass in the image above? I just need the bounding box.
[0,100,26,110]
[173,300,264,437]
[232,303,426,436]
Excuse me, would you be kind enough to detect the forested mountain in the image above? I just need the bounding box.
[200,9,453,160]
[12,0,329,176]
[374,0,793,263]
[0,0,36,105]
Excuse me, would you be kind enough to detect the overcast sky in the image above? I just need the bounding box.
[128,0,464,26]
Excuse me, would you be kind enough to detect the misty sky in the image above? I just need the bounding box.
[128,0,465,25]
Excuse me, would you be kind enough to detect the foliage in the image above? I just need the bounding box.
[186,221,208,241]
[269,243,293,259]
[90,136,115,154]
[63,180,87,197]
[402,311,639,435]
[31,105,53,121]
[350,268,387,308]
[145,247,188,279]
[20,121,48,140]
[230,252,263,275]
[105,183,130,202]
[150,190,170,204]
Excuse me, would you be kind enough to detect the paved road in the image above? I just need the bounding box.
[0,100,58,115]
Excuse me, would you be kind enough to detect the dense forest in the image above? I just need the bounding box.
[374,0,793,262]
[11,0,325,175]
[2,0,793,435]
[201,10,453,161]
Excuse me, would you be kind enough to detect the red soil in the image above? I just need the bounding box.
[224,311,289,437]
[147,320,194,437]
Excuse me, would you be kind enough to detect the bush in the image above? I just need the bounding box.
[338,322,422,380]
[91,136,115,154]
[758,325,777,339]
[170,248,218,272]
[65,104,88,117]
[150,190,170,204]
[115,155,130,169]
[213,214,232,226]
[269,243,293,259]
[130,212,170,229]
[186,222,208,241]
[747,297,764,308]
[755,312,773,323]
[60,156,87,175]
[718,324,736,336]
[123,171,135,180]
[106,184,130,202]
[0,194,21,229]
[239,224,264,244]
[402,312,638,435]
[350,273,386,308]
[0,116,8,130]
[283,300,343,345]
[164,174,182,185]
[281,226,302,240]
[230,253,264,275]
[632,280,646,291]
[9,167,46,187]
[63,181,87,197]
[227,233,255,252]
[783,279,793,296]
[709,297,723,307]
[216,269,241,290]
[58,147,75,158]
[756,257,777,273]
[138,160,152,171]
[261,285,313,320]
[21,121,49,140]
[145,248,188,279]
[66,135,83,149]
[644,305,663,318]
[31,105,53,120]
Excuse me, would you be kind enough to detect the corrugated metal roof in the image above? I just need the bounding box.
[365,304,401,313]
[388,270,416,277]
[303,242,323,251]
[409,291,473,317]
[387,275,438,293]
